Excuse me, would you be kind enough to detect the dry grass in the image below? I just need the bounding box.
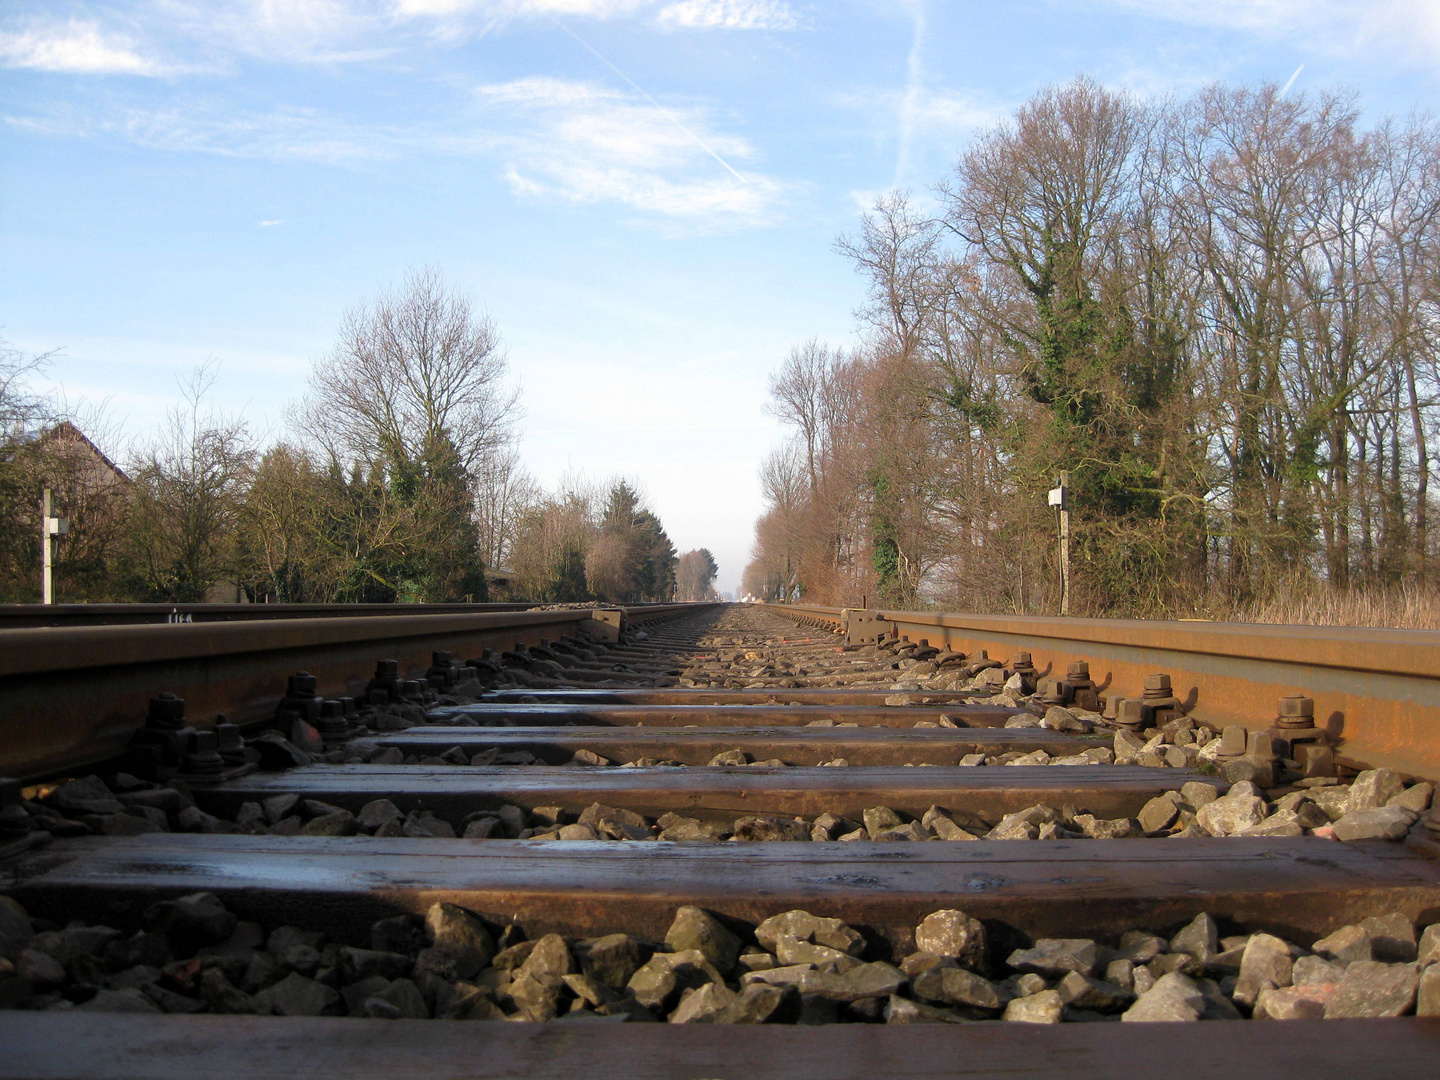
[1219,581,1440,630]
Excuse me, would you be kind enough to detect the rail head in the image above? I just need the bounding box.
[0,603,722,678]
[0,602,722,780]
[766,603,1440,780]
[767,603,1440,680]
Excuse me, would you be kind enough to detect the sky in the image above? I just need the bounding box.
[3,1,1439,596]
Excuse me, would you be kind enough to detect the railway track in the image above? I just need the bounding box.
[1,601,1439,1078]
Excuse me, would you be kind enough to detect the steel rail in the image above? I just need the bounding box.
[0,602,718,780]
[767,603,1440,779]
[0,600,692,628]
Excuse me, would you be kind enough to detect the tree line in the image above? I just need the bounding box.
[745,78,1440,618]
[1,269,714,606]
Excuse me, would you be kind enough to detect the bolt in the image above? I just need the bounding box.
[1040,677,1071,705]
[1247,729,1279,762]
[1066,660,1090,680]
[1276,695,1315,728]
[375,659,400,679]
[1219,725,1248,756]
[214,721,246,766]
[146,693,186,731]
[1295,743,1336,778]
[1142,674,1171,696]
[316,700,350,742]
[1116,699,1147,728]
[286,672,319,698]
[180,730,224,776]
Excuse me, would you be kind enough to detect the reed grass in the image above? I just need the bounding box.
[1219,581,1440,630]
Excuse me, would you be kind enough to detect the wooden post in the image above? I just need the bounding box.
[1047,473,1071,616]
[1059,473,1071,617]
[41,488,53,605]
[41,488,67,605]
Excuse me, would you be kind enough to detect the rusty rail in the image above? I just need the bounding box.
[0,603,718,780]
[767,603,1440,780]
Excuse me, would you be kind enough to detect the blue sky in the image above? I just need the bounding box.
[3,1,1439,594]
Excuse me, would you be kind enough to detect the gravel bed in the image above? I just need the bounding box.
[2,893,1436,1023]
[20,768,1433,845]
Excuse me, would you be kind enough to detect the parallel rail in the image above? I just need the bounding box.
[0,601,705,629]
[0,601,538,628]
[769,603,1440,780]
[0,603,716,780]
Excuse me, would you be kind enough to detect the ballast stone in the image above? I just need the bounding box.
[666,907,742,974]
[1254,983,1334,1020]
[1332,805,1416,841]
[1347,768,1406,811]
[1002,989,1062,1023]
[1007,939,1101,979]
[1358,912,1417,963]
[914,909,986,970]
[913,965,1010,1011]
[1196,791,1268,836]
[1312,925,1374,965]
[756,911,864,956]
[1324,960,1420,1018]
[76,988,162,1013]
[254,971,342,1016]
[1122,972,1205,1022]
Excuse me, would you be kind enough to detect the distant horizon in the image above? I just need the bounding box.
[4,0,1438,594]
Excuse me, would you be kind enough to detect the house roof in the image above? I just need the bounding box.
[2,421,130,481]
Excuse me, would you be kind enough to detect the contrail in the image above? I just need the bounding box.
[893,0,927,189]
[550,17,748,185]
[1279,63,1304,98]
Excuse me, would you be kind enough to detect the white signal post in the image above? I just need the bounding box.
[41,488,68,605]
[1047,474,1070,616]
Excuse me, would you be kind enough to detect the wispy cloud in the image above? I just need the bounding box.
[655,0,798,30]
[258,219,284,226]
[0,18,162,75]
[0,0,799,76]
[892,0,926,188]
[7,75,788,225]
[474,75,788,224]
[152,0,399,66]
[6,102,396,165]
[838,82,1007,157]
[389,1,650,18]
[1087,0,1440,63]
[389,0,799,29]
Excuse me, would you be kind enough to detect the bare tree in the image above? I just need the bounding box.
[834,192,945,361]
[0,336,57,439]
[509,480,595,604]
[126,362,254,601]
[764,340,836,493]
[676,548,719,601]
[299,267,519,479]
[293,269,520,601]
[473,443,541,573]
